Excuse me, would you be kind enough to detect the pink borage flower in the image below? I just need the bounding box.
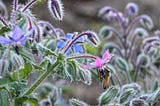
[83,49,112,89]
[83,49,112,69]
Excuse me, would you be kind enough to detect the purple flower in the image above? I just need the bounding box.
[0,25,33,45]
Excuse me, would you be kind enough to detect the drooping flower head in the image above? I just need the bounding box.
[0,25,33,46]
[57,33,84,55]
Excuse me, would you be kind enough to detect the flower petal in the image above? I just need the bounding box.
[73,44,84,53]
[65,48,72,55]
[82,64,91,69]
[11,25,23,41]
[95,56,104,68]
[20,28,34,45]
[102,49,112,62]
[0,36,12,44]
[57,41,66,49]
[66,33,74,40]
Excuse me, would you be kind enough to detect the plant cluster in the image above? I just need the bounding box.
[0,0,159,106]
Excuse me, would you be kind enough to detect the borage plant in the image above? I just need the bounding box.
[98,2,157,86]
[0,0,103,106]
[93,2,160,106]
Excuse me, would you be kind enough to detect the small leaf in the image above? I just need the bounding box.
[19,48,35,62]
[98,86,119,105]
[0,89,10,106]
[0,27,11,35]
[120,88,135,104]
[37,44,57,56]
[101,42,120,53]
[152,80,159,92]
[136,53,150,68]
[14,96,38,106]
[115,57,129,71]
[70,98,89,106]
[11,63,32,81]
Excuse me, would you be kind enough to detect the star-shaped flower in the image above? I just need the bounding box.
[57,33,84,55]
[83,49,112,69]
[0,25,33,45]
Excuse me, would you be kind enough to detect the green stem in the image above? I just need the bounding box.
[23,61,59,96]
[126,70,132,83]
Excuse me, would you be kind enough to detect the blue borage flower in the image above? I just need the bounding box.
[57,33,84,55]
[0,25,34,46]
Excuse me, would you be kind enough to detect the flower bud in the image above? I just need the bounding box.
[98,6,112,17]
[0,59,9,76]
[137,53,150,68]
[99,26,112,39]
[140,15,154,30]
[130,98,148,106]
[126,2,139,15]
[83,31,100,47]
[10,52,24,70]
[48,0,64,21]
[134,27,148,38]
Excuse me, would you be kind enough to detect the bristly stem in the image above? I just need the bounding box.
[106,26,124,47]
[67,54,96,60]
[126,15,145,35]
[22,0,37,12]
[134,59,143,82]
[0,16,9,27]
[13,0,18,11]
[64,32,87,53]
[128,34,137,60]
[23,60,59,95]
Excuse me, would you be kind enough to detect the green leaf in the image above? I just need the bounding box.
[9,81,27,97]
[0,73,13,87]
[0,27,11,35]
[0,89,10,106]
[98,86,119,106]
[11,63,32,81]
[120,88,135,104]
[152,80,159,91]
[37,44,57,56]
[115,57,129,71]
[70,98,89,106]
[19,48,35,62]
[14,96,38,106]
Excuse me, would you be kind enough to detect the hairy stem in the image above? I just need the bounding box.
[128,34,137,60]
[23,60,59,95]
[67,54,96,60]
[22,0,37,12]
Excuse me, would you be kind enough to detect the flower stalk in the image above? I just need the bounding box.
[23,60,59,95]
